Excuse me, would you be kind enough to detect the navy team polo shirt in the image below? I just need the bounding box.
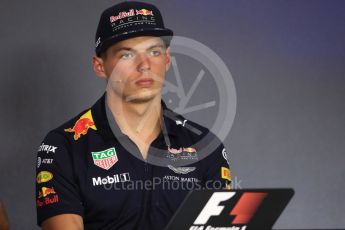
[36,94,231,230]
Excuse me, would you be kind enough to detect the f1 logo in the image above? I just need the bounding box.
[193,192,267,225]
[194,192,235,225]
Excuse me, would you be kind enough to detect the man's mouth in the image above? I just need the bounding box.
[135,78,154,87]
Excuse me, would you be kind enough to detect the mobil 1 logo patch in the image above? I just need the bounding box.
[91,147,118,170]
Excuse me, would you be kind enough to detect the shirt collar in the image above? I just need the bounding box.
[91,93,180,143]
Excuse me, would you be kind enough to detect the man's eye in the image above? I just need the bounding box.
[121,52,134,60]
[149,50,161,57]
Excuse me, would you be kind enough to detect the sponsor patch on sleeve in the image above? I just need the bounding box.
[221,167,231,181]
[222,148,230,167]
[36,171,53,184]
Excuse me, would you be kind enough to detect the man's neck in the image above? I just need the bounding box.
[106,91,162,146]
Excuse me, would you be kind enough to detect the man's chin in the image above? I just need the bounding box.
[124,92,158,104]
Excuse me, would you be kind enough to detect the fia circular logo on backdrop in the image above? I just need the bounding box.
[107,36,237,166]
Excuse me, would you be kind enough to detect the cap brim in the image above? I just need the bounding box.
[96,28,173,56]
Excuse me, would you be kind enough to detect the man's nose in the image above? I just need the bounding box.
[136,53,150,73]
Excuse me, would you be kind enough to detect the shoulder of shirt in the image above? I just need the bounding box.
[44,108,92,140]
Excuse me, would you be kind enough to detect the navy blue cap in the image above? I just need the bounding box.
[95,1,173,56]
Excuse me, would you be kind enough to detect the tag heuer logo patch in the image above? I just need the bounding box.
[91,147,118,170]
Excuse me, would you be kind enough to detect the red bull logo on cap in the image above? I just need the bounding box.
[136,9,154,16]
[109,8,154,23]
[65,110,97,140]
[110,9,135,23]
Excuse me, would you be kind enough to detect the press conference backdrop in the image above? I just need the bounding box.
[1,0,344,229]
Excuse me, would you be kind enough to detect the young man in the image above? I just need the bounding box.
[36,2,231,229]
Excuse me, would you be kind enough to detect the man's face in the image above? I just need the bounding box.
[100,36,171,103]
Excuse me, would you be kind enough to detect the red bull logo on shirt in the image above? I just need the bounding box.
[36,194,59,207]
[183,147,197,153]
[167,146,197,154]
[168,146,183,154]
[91,147,118,170]
[167,146,198,161]
[38,187,56,199]
[65,110,97,140]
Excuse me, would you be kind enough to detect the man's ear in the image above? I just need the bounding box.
[92,56,107,79]
[165,47,172,72]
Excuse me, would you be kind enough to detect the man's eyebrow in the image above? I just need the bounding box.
[147,44,166,49]
[112,47,133,54]
[111,43,166,55]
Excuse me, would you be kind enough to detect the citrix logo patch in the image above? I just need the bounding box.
[38,143,57,154]
[193,192,267,225]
